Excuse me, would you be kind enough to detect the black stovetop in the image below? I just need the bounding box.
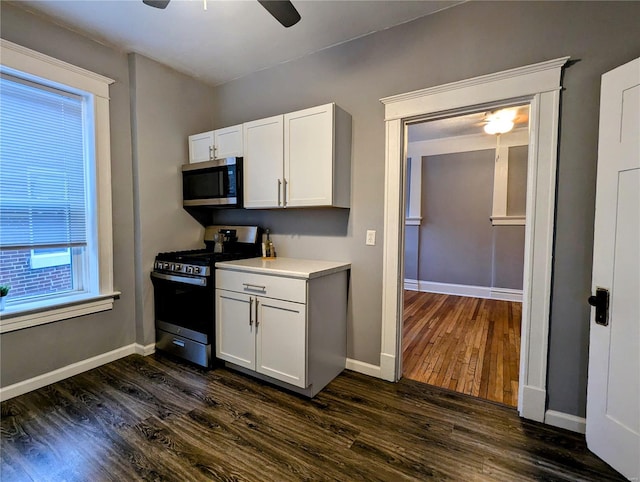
[156,245,260,267]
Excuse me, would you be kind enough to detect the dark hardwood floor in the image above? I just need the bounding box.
[403,291,521,407]
[1,354,623,481]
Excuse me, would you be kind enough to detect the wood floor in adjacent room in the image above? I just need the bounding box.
[1,354,624,481]
[403,291,521,407]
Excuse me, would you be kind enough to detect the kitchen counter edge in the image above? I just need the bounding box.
[215,257,351,280]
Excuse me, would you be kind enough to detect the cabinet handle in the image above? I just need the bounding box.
[172,339,185,348]
[209,145,214,160]
[249,297,254,326]
[243,283,266,292]
[277,179,282,207]
[255,299,260,327]
[283,178,288,207]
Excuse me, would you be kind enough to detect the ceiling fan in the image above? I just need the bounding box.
[142,0,301,28]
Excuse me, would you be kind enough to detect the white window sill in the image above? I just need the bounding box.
[0,292,120,334]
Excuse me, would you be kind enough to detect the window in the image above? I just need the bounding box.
[0,39,116,333]
[1,74,94,303]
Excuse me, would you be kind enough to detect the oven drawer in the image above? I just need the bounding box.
[156,329,211,368]
[216,269,306,303]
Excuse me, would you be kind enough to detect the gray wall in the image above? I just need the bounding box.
[493,226,526,290]
[207,1,640,417]
[404,225,419,281]
[419,150,495,287]
[0,3,136,385]
[507,146,528,216]
[129,53,215,346]
[408,149,526,290]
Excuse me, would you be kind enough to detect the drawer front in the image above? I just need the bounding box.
[156,329,210,368]
[216,269,306,304]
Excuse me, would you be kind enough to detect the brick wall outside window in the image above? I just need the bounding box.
[0,248,72,299]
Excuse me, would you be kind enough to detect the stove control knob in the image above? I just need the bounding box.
[193,266,200,274]
[170,264,176,271]
[163,262,170,270]
[186,266,193,274]
[175,264,182,271]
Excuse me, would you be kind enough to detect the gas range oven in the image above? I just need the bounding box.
[151,225,261,367]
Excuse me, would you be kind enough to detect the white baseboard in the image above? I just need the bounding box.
[135,342,156,356]
[345,358,382,378]
[545,410,586,434]
[404,279,419,291]
[404,279,523,302]
[379,353,396,381]
[519,384,546,423]
[0,342,153,401]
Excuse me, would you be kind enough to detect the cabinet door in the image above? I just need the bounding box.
[284,104,334,207]
[215,290,256,370]
[243,115,284,209]
[214,124,243,159]
[256,297,306,388]
[188,131,214,163]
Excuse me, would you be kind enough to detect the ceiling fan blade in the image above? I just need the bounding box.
[143,0,170,9]
[257,0,301,28]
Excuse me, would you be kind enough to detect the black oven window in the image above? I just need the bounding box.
[153,278,213,335]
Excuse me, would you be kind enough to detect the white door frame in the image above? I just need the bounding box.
[379,57,569,422]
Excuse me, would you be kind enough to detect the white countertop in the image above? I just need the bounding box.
[215,257,351,280]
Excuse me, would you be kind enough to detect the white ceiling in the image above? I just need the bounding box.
[14,0,464,86]
[408,105,531,143]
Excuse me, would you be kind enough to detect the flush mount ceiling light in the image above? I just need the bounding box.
[484,109,517,135]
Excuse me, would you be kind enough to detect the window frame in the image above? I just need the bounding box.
[0,39,118,333]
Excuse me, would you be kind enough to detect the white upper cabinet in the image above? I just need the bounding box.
[243,115,284,209]
[284,103,351,208]
[214,124,243,159]
[188,124,243,163]
[242,103,352,209]
[188,131,215,164]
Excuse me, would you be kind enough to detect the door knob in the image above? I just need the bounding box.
[588,287,609,326]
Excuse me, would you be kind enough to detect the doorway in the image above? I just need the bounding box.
[379,57,569,422]
[401,107,529,407]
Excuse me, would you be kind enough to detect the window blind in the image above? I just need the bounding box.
[0,75,88,249]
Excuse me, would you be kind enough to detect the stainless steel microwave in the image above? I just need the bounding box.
[182,157,242,208]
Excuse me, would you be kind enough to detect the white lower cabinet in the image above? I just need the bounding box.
[256,297,306,387]
[215,260,349,397]
[216,289,306,387]
[216,291,255,370]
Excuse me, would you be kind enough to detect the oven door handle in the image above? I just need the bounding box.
[151,271,207,287]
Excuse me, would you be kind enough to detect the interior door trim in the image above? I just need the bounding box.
[379,56,570,423]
